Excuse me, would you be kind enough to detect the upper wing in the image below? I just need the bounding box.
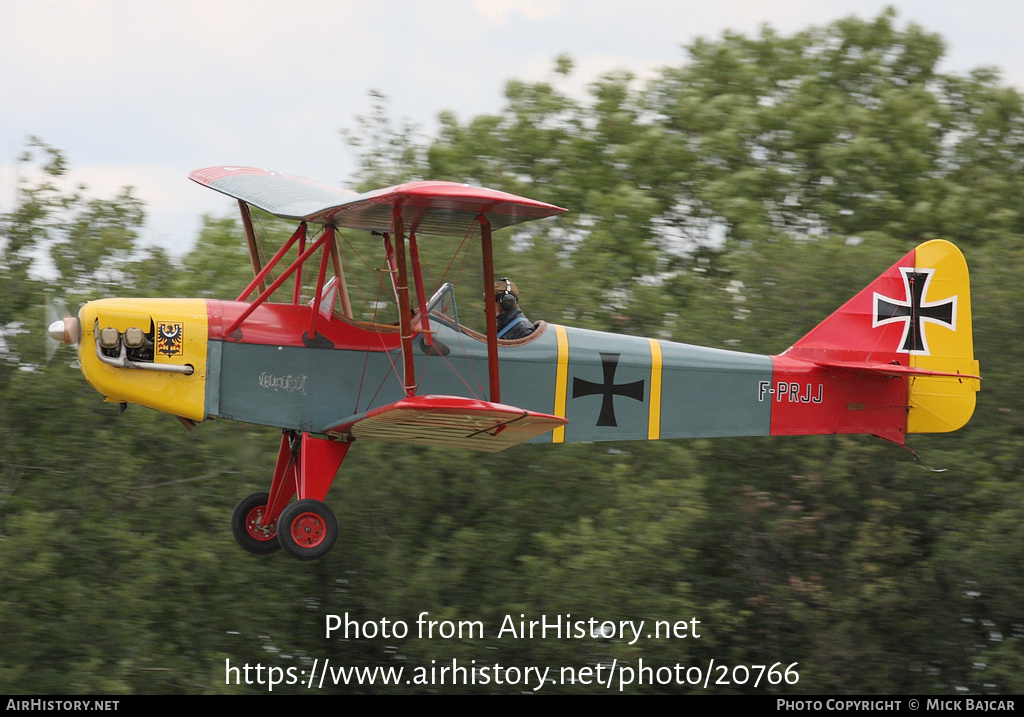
[189,166,358,219]
[191,167,566,235]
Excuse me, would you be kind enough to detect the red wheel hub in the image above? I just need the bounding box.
[245,505,277,541]
[289,512,326,548]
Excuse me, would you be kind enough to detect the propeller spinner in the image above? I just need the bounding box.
[48,316,80,345]
[45,291,80,367]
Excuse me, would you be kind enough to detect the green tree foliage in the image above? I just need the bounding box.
[341,90,428,191]
[2,9,1024,694]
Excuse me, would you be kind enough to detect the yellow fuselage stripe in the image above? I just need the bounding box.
[553,325,569,443]
[648,338,662,440]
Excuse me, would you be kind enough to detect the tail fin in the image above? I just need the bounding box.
[778,239,979,436]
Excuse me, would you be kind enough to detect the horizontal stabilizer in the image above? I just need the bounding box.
[323,396,568,453]
[805,358,980,380]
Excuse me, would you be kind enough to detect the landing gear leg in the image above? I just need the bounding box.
[231,431,351,559]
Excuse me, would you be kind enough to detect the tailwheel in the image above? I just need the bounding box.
[277,499,338,560]
[231,492,281,555]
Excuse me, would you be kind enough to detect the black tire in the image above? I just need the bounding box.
[277,499,338,560]
[231,492,281,555]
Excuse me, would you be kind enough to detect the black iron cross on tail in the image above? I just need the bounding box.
[572,352,645,427]
[873,268,956,355]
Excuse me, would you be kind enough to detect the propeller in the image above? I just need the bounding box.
[45,291,81,365]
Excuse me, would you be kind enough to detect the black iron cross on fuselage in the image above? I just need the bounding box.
[873,268,956,354]
[572,352,645,427]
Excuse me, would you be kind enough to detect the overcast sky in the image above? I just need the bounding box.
[3,0,1022,255]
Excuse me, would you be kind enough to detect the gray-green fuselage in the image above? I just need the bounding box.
[206,306,773,444]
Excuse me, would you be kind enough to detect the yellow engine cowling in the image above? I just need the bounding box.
[77,298,209,422]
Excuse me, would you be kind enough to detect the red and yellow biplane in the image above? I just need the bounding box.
[47,167,980,559]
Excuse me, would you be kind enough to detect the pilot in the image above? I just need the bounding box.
[494,278,536,340]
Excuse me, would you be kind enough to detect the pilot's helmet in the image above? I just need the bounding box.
[494,278,519,310]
